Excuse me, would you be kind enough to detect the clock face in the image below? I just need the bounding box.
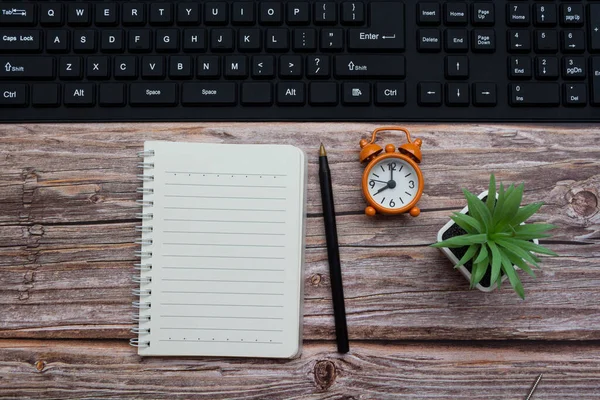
[365,156,420,211]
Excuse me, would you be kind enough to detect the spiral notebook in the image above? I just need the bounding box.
[132,141,306,358]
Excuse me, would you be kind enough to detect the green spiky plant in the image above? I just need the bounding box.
[432,175,557,299]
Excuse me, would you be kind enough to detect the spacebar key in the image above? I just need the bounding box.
[130,83,177,106]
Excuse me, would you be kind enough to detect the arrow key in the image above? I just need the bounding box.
[445,56,469,79]
[418,82,442,106]
[473,82,497,106]
[446,83,469,106]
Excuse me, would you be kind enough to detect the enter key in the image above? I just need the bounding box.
[348,2,405,51]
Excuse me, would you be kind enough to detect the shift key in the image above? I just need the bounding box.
[0,57,54,79]
[130,83,178,106]
[335,55,405,78]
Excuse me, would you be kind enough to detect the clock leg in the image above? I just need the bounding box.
[365,206,376,217]
[409,207,420,217]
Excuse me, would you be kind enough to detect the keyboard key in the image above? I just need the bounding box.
[507,3,530,26]
[418,29,441,52]
[0,83,27,107]
[444,3,468,26]
[375,82,405,105]
[472,3,495,26]
[321,29,344,52]
[509,83,559,106]
[59,56,82,79]
[95,3,118,26]
[196,56,220,78]
[509,56,532,79]
[563,57,586,80]
[101,30,124,52]
[348,2,405,51]
[417,3,440,26]
[508,30,530,52]
[534,4,556,27]
[156,29,179,52]
[211,29,234,52]
[150,3,173,26]
[445,29,468,52]
[177,3,200,26]
[73,30,97,53]
[122,3,145,26]
[99,83,125,106]
[293,29,316,52]
[314,2,336,25]
[183,29,206,52]
[239,29,261,51]
[309,82,337,105]
[341,2,365,26]
[472,29,496,52]
[343,82,370,105]
[259,3,283,26]
[445,55,469,79]
[266,29,289,52]
[114,56,137,79]
[534,30,558,53]
[564,83,586,106]
[64,83,95,106]
[224,55,248,78]
[130,82,177,106]
[335,55,405,78]
[0,30,41,53]
[242,82,272,105]
[232,2,255,25]
[32,83,59,107]
[446,83,469,106]
[205,2,228,25]
[141,56,165,79]
[279,55,302,78]
[418,82,442,106]
[286,3,309,25]
[590,5,600,52]
[591,57,600,105]
[0,3,36,26]
[252,55,275,78]
[169,56,192,79]
[0,56,54,80]
[86,56,109,80]
[307,55,329,78]
[40,4,64,27]
[561,4,584,27]
[128,29,151,53]
[68,3,91,26]
[473,83,497,106]
[182,82,237,105]
[277,82,305,105]
[535,57,559,80]
[561,30,585,53]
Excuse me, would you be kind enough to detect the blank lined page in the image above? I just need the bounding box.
[139,141,306,358]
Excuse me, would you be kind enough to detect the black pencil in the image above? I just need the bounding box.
[319,143,349,354]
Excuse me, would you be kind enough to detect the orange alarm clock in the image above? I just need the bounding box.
[359,127,424,217]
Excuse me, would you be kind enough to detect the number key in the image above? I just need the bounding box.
[562,56,585,80]
[561,30,585,53]
[509,56,532,79]
[560,4,584,27]
[534,30,557,53]
[507,3,530,26]
[508,30,531,52]
[535,56,559,80]
[534,4,556,27]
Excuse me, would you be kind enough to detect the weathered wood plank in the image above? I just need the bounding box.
[0,339,599,399]
[0,123,598,340]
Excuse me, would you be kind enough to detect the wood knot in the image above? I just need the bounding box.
[570,190,598,218]
[310,274,322,286]
[35,360,45,372]
[314,360,336,390]
[88,194,104,204]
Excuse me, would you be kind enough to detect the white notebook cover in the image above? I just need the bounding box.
[135,141,306,358]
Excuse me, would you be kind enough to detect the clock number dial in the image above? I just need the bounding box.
[367,158,419,210]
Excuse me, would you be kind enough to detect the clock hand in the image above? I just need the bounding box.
[370,179,388,184]
[390,166,394,181]
[373,185,390,196]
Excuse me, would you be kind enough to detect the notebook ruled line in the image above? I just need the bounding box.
[159,339,283,345]
[165,183,287,189]
[159,327,283,333]
[162,255,285,260]
[162,291,284,296]
[163,267,285,272]
[165,171,288,177]
[160,303,284,308]
[162,279,285,284]
[164,195,287,201]
[163,243,285,248]
[164,218,285,224]
[163,231,286,236]
[164,206,286,212]
[160,315,284,320]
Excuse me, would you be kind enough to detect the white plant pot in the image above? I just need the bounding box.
[436,190,538,292]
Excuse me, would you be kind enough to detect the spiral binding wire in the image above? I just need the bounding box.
[131,147,154,350]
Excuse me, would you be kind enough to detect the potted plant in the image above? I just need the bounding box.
[432,175,557,299]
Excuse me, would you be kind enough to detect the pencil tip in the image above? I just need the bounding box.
[319,143,326,157]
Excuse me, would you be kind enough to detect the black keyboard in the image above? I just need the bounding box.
[1,1,599,122]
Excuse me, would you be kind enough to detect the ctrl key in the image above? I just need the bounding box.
[0,84,27,107]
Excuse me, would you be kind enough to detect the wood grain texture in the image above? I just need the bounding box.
[0,123,599,341]
[1,339,599,399]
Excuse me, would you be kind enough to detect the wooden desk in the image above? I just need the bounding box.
[0,123,599,398]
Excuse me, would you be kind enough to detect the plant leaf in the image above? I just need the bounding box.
[486,174,496,214]
[503,249,536,278]
[432,233,488,248]
[509,202,543,226]
[501,254,525,299]
[513,223,556,240]
[464,189,492,232]
[488,241,502,285]
[495,183,524,231]
[471,260,489,287]
[450,213,482,233]
[455,244,479,268]
[499,237,558,257]
[495,238,539,267]
[492,182,506,227]
[473,243,489,264]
